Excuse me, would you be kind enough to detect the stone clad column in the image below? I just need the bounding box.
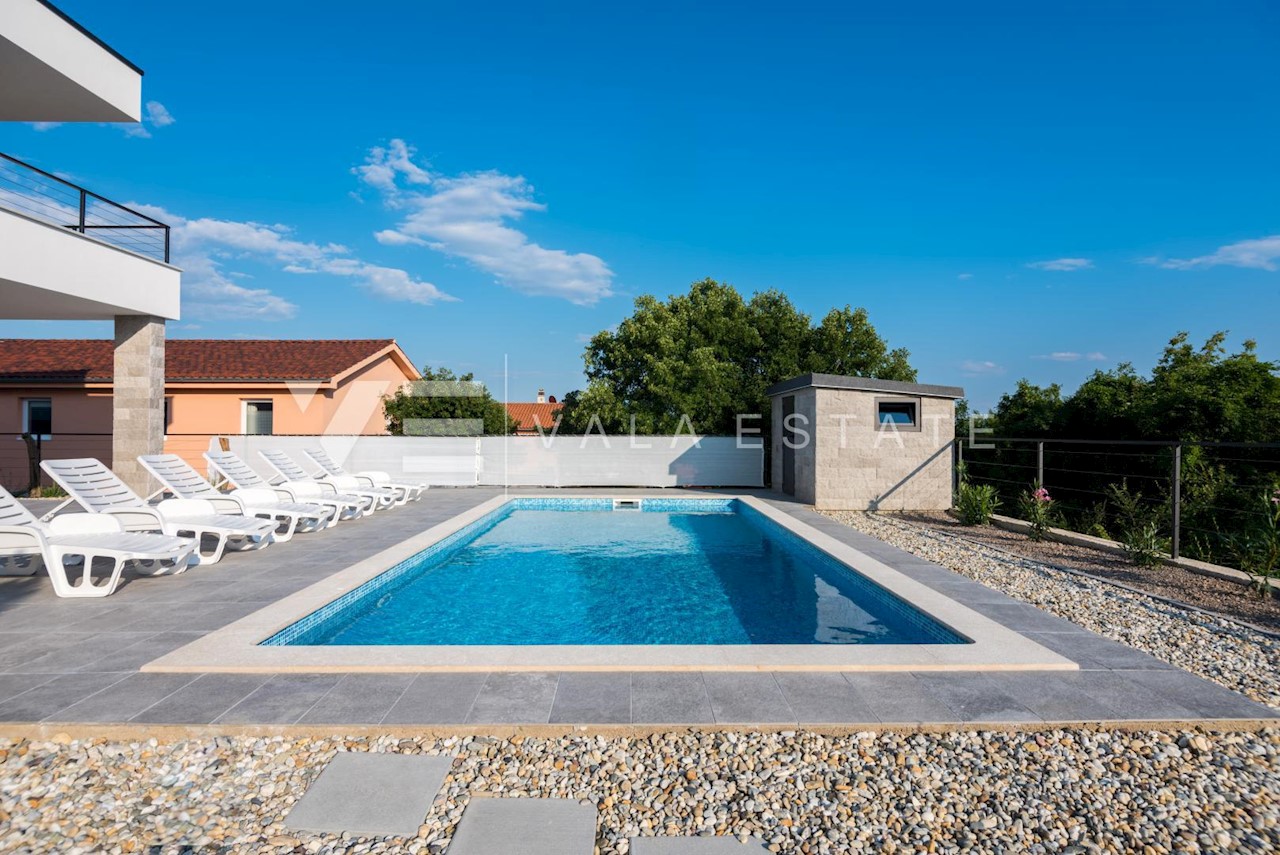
[112,315,165,494]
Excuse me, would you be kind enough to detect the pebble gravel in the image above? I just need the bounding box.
[1,729,1278,854]
[822,511,1280,710]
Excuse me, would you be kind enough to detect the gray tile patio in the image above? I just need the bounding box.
[0,488,1273,727]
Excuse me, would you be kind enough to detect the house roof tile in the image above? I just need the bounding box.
[0,339,403,383]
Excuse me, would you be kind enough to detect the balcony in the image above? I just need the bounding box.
[1,152,169,263]
[0,152,180,321]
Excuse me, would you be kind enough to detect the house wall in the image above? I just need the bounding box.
[0,388,112,489]
[0,351,417,489]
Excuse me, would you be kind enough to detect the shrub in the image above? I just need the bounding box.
[955,481,1000,526]
[1105,481,1170,567]
[1227,487,1280,598]
[1017,482,1055,541]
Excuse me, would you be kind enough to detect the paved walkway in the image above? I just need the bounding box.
[0,489,1273,727]
[283,749,769,853]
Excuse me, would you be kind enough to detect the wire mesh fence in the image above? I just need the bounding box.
[958,437,1280,569]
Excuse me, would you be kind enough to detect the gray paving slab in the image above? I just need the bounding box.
[52,673,199,722]
[467,672,560,724]
[630,838,770,854]
[446,798,597,855]
[631,673,714,724]
[382,673,489,724]
[912,673,1042,723]
[703,672,796,724]
[1023,631,1177,670]
[1119,668,1280,720]
[214,674,343,724]
[549,672,631,724]
[285,751,453,838]
[843,673,960,724]
[1072,671,1203,721]
[0,673,55,705]
[984,672,1123,722]
[298,674,416,724]
[0,672,128,721]
[774,671,878,724]
[130,673,273,724]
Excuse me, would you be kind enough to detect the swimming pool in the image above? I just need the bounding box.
[264,499,968,647]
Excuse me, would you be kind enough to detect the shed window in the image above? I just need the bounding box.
[877,401,917,427]
[244,400,274,435]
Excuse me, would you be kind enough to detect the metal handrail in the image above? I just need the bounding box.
[0,152,170,263]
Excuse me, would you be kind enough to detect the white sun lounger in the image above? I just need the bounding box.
[204,450,366,523]
[258,449,396,512]
[0,484,196,597]
[40,458,277,566]
[302,447,427,505]
[138,454,336,539]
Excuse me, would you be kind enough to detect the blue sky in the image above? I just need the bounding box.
[2,0,1277,409]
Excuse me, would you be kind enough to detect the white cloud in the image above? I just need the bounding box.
[957,272,973,280]
[960,360,1005,376]
[1026,257,1094,272]
[130,203,455,320]
[355,139,614,305]
[1033,351,1109,362]
[1146,235,1280,271]
[145,101,175,128]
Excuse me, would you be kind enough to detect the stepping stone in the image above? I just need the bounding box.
[285,751,453,838]
[446,798,597,854]
[630,838,770,854]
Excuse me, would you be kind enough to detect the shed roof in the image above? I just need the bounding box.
[765,373,964,399]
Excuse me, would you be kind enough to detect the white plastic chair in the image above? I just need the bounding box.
[0,484,196,597]
[40,458,277,566]
[258,449,395,512]
[303,447,427,505]
[138,454,336,538]
[203,450,366,523]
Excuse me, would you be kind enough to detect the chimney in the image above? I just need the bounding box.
[536,388,546,403]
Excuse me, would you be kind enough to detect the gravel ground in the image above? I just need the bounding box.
[897,511,1280,632]
[822,511,1280,710]
[1,729,1278,854]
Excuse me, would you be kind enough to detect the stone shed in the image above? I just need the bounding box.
[766,373,964,510]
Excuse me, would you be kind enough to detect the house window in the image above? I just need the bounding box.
[244,400,274,435]
[876,399,918,429]
[164,397,173,431]
[22,398,52,439]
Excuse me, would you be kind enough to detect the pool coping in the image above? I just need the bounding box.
[141,495,1078,674]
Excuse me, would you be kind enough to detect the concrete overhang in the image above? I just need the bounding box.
[0,0,143,122]
[0,207,180,319]
[766,373,965,399]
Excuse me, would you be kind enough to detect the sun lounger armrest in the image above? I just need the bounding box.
[197,494,246,514]
[156,499,219,520]
[357,470,392,485]
[47,515,125,536]
[231,488,279,507]
[102,507,165,532]
[0,525,45,549]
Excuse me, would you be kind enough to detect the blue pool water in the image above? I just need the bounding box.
[265,499,968,647]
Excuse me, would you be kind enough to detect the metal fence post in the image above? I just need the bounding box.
[1036,440,1044,487]
[1172,443,1182,559]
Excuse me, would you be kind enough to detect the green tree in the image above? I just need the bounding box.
[988,379,1063,437]
[560,278,915,435]
[383,366,516,436]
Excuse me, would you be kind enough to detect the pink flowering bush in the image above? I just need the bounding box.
[1017,480,1055,541]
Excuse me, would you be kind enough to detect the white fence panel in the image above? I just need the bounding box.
[210,435,762,488]
[215,435,481,486]
[478,436,762,487]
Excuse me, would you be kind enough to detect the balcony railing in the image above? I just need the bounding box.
[0,152,170,263]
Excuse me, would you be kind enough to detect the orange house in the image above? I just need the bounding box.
[0,339,420,489]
